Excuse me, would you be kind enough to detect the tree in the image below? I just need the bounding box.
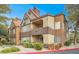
[0,5,11,43]
[65,4,79,45]
[0,5,11,22]
[0,5,11,25]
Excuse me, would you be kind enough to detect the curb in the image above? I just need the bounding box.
[16,48,79,54]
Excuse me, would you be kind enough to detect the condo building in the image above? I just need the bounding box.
[9,7,68,47]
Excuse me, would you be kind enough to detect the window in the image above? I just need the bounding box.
[54,36,61,43]
[55,22,61,29]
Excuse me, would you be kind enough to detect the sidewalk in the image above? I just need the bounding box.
[1,44,79,54]
[15,44,79,54]
[60,44,79,50]
[13,46,48,54]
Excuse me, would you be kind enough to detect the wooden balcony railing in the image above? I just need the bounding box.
[31,27,48,35]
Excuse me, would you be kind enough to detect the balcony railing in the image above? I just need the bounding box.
[31,27,48,35]
[10,33,15,38]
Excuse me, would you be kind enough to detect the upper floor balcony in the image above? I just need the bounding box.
[31,27,48,35]
[32,19,43,30]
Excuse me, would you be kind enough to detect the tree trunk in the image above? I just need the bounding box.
[73,22,77,45]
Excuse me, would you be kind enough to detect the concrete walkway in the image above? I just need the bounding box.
[15,44,79,54]
[14,45,48,54]
[0,44,79,54]
[60,44,79,50]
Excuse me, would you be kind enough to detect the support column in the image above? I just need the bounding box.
[31,35,34,43]
[15,27,21,45]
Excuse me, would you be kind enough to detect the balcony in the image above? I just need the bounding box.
[32,19,43,29]
[31,27,48,35]
[10,33,15,38]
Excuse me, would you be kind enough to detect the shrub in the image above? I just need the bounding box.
[55,44,60,50]
[76,39,79,43]
[5,42,15,45]
[23,42,33,48]
[1,39,7,44]
[48,44,54,50]
[59,43,62,48]
[33,42,43,50]
[64,41,71,46]
[23,42,29,48]
[22,40,33,48]
[10,47,20,52]
[28,43,33,48]
[0,47,20,53]
[23,40,30,43]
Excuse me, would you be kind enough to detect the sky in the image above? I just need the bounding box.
[6,4,67,20]
[4,4,74,30]
[5,4,71,28]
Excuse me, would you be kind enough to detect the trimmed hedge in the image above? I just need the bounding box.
[0,47,20,53]
[33,42,43,50]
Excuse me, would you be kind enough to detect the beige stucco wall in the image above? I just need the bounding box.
[43,16,54,29]
[24,18,30,24]
[43,17,48,27]
[30,23,33,30]
[31,35,34,43]
[22,24,30,32]
[55,22,61,29]
[43,34,54,44]
[48,16,54,29]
